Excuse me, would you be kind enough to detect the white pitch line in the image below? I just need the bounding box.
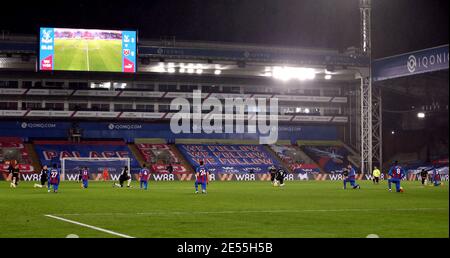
[136,207,448,215]
[52,207,448,217]
[44,214,134,238]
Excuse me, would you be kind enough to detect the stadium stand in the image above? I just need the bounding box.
[298,140,353,173]
[384,152,421,168]
[135,143,189,173]
[33,140,140,173]
[0,137,34,175]
[339,142,361,169]
[176,143,281,174]
[269,144,321,173]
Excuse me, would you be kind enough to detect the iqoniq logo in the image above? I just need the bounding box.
[21,122,56,129]
[407,55,417,73]
[169,90,279,144]
[108,123,143,130]
[407,50,449,74]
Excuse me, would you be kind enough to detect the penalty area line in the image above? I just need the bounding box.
[44,214,134,238]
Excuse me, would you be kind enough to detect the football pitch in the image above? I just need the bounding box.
[0,180,448,238]
[54,39,122,72]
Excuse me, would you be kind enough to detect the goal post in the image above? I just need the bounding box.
[60,157,130,181]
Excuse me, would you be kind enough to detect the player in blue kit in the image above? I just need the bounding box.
[139,164,150,190]
[80,166,89,189]
[49,164,61,193]
[195,160,210,194]
[343,164,361,189]
[388,161,405,192]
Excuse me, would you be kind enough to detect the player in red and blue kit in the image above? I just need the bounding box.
[343,164,361,189]
[195,160,209,194]
[49,164,60,193]
[81,166,89,189]
[388,161,405,192]
[139,164,150,190]
[432,166,442,186]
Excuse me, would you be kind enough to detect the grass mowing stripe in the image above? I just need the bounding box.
[52,207,447,216]
[86,41,89,71]
[44,214,135,238]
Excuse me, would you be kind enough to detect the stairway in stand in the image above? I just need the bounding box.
[169,144,194,173]
[128,144,145,167]
[25,143,41,172]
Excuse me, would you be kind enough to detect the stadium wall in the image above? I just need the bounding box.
[0,121,339,143]
[6,171,448,182]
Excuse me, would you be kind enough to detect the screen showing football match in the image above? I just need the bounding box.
[39,28,137,73]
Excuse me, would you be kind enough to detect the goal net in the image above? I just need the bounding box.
[61,157,130,181]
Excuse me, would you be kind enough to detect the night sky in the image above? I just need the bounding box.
[1,0,448,58]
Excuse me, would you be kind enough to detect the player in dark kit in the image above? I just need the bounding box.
[114,166,130,188]
[275,167,287,187]
[420,169,428,185]
[34,165,49,188]
[10,164,20,188]
[77,168,83,183]
[343,168,349,178]
[268,165,277,185]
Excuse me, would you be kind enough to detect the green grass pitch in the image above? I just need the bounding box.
[0,180,448,238]
[53,39,122,72]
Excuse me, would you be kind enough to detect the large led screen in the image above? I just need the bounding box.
[39,28,136,73]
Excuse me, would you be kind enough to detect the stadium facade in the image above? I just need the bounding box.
[0,34,447,181]
[0,35,366,135]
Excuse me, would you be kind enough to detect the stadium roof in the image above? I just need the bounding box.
[0,34,368,81]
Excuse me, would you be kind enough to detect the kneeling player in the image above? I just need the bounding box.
[195,161,209,194]
[34,165,49,188]
[126,166,132,187]
[139,164,150,190]
[81,166,89,189]
[114,166,130,188]
[387,161,405,192]
[275,166,287,187]
[10,164,20,188]
[420,169,428,186]
[268,165,277,185]
[343,164,360,189]
[432,167,442,187]
[49,164,60,193]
